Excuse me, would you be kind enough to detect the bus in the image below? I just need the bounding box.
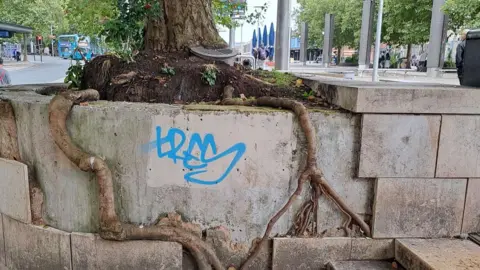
[57,34,93,61]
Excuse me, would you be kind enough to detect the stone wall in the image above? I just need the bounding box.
[0,88,372,269]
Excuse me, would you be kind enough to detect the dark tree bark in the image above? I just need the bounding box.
[144,0,227,51]
[406,44,412,69]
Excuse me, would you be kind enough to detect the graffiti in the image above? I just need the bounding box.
[143,126,246,185]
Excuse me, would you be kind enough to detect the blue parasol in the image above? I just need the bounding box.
[269,22,275,59]
[263,25,268,47]
[258,27,262,47]
[252,29,257,55]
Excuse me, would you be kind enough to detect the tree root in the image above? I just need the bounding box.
[48,90,224,270]
[221,86,371,270]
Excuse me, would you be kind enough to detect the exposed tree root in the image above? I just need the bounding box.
[221,86,371,270]
[0,100,45,225]
[48,90,224,270]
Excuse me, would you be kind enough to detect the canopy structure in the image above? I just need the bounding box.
[0,22,33,34]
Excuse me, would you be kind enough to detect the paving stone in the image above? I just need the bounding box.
[462,179,480,233]
[2,215,71,270]
[372,178,466,238]
[71,233,182,270]
[327,260,399,270]
[436,116,480,177]
[272,238,351,270]
[351,238,394,260]
[0,214,4,267]
[359,114,440,178]
[0,158,31,223]
[395,239,480,270]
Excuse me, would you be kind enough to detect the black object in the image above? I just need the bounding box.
[463,29,480,87]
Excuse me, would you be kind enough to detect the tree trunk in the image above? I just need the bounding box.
[337,46,342,64]
[406,44,412,69]
[145,0,227,51]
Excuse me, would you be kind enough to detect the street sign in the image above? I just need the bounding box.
[0,30,13,38]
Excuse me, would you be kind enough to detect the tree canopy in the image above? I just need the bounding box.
[443,0,480,32]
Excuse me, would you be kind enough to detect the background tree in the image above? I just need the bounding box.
[443,0,480,32]
[296,0,362,52]
[381,0,432,67]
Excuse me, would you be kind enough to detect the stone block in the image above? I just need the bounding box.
[395,239,480,270]
[359,114,440,178]
[462,179,480,233]
[351,238,394,260]
[372,178,466,238]
[436,116,480,177]
[310,112,374,235]
[327,261,400,270]
[300,78,480,114]
[71,233,182,270]
[0,158,31,223]
[2,215,71,270]
[272,238,351,270]
[0,214,4,267]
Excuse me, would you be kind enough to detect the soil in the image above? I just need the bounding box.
[81,51,336,108]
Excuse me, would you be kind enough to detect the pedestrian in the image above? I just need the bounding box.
[257,43,267,69]
[456,29,469,86]
[419,51,428,72]
[380,53,385,68]
[0,58,12,86]
[15,51,21,62]
[385,51,391,68]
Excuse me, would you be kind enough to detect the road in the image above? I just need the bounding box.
[7,56,71,85]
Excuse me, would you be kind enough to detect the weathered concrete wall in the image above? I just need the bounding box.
[0,90,371,245]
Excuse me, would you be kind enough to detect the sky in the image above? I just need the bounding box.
[219,0,299,44]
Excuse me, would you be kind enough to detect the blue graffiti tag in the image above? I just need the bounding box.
[142,126,246,185]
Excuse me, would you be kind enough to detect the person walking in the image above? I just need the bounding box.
[456,30,468,86]
[0,58,12,86]
[385,51,391,69]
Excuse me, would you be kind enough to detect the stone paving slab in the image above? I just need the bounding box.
[462,179,480,233]
[373,178,466,238]
[272,238,351,270]
[327,260,399,270]
[395,239,480,270]
[351,238,394,260]
[272,237,395,269]
[71,233,182,270]
[0,214,4,267]
[359,114,440,178]
[436,116,480,177]
[0,158,31,224]
[2,215,71,270]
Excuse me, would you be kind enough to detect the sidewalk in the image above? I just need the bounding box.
[2,59,35,72]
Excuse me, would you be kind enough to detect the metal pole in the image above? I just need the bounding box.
[51,24,54,57]
[373,0,384,82]
[274,0,291,70]
[359,0,374,69]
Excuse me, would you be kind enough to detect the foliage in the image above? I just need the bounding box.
[382,0,432,46]
[345,53,359,64]
[212,0,269,29]
[161,66,176,76]
[302,90,315,100]
[101,0,161,54]
[64,61,84,88]
[296,0,362,48]
[443,0,480,32]
[65,0,118,37]
[0,0,68,41]
[255,70,296,87]
[201,64,218,86]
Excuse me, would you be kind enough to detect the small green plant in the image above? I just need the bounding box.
[161,66,176,76]
[64,61,84,89]
[202,64,218,86]
[302,90,315,100]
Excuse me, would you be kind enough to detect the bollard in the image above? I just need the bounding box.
[463,29,480,87]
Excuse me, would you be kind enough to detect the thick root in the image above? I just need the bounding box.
[221,86,371,270]
[48,90,224,270]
